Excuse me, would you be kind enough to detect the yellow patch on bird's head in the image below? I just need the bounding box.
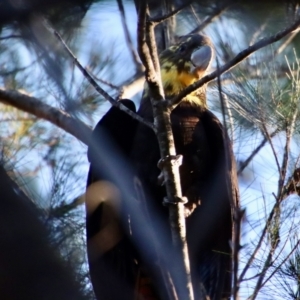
[159,34,214,106]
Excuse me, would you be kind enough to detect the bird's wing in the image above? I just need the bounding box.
[86,99,138,300]
[186,108,239,300]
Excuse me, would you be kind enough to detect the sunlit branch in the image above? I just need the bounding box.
[260,122,281,174]
[249,189,285,300]
[275,31,298,56]
[117,74,144,99]
[249,18,269,45]
[0,88,92,145]
[252,109,300,299]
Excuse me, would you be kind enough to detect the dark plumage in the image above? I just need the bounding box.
[86,100,138,300]
[86,34,239,300]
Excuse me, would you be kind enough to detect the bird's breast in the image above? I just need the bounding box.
[170,106,212,183]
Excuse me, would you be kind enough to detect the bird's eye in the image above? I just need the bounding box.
[178,44,187,53]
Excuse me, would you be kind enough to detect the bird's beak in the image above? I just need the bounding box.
[190,45,213,75]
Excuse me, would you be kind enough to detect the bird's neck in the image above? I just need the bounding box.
[142,83,207,108]
[172,87,207,108]
[160,68,208,108]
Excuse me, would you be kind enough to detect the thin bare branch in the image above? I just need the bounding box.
[238,129,279,175]
[238,199,280,284]
[260,122,281,175]
[189,4,229,34]
[275,31,298,56]
[89,72,119,90]
[169,17,300,108]
[244,164,300,297]
[0,88,91,145]
[0,34,22,40]
[116,0,143,71]
[249,18,269,45]
[49,27,154,130]
[278,109,298,195]
[118,74,144,99]
[188,4,202,25]
[249,245,277,300]
[150,1,191,24]
[261,240,300,289]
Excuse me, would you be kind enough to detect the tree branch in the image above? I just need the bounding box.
[0,88,91,145]
[278,109,298,195]
[169,16,300,108]
[189,4,229,34]
[238,129,279,175]
[260,122,281,175]
[116,0,143,71]
[250,109,300,298]
[118,74,144,99]
[46,24,154,131]
[261,240,300,290]
[0,34,22,40]
[238,198,280,284]
[150,1,192,24]
[137,2,194,299]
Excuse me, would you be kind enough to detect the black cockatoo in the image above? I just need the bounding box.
[85,34,239,300]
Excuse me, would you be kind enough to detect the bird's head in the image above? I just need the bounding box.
[159,34,214,106]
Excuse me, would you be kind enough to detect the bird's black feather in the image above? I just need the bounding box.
[86,34,239,300]
[85,99,138,300]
